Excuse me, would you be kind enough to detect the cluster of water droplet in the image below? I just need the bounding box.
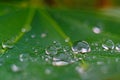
[44,41,91,66]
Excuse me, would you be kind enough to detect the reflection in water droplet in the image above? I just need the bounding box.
[75,66,85,74]
[11,64,20,72]
[92,27,101,34]
[102,40,114,50]
[72,41,91,53]
[115,43,120,52]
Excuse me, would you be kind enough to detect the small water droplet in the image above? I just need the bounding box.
[2,41,13,49]
[97,61,104,65]
[31,34,36,38]
[45,68,52,75]
[11,64,20,72]
[21,28,27,32]
[75,66,85,74]
[19,54,30,62]
[21,25,31,33]
[52,61,69,66]
[45,46,58,55]
[102,40,114,50]
[115,43,120,52]
[72,41,91,53]
[65,37,70,42]
[92,27,101,34]
[41,33,47,38]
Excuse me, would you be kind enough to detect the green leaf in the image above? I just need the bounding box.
[0,1,120,80]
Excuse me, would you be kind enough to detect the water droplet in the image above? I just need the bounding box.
[92,27,101,34]
[102,40,114,50]
[97,61,104,65]
[21,28,27,32]
[11,64,20,72]
[72,41,91,53]
[45,46,58,55]
[52,61,69,66]
[2,40,13,49]
[41,33,47,38]
[19,54,30,62]
[45,68,51,75]
[65,37,70,42]
[75,66,85,74]
[21,25,31,33]
[31,34,36,38]
[115,43,120,52]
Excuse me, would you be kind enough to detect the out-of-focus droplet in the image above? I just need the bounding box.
[45,68,52,75]
[92,27,101,34]
[11,64,20,72]
[52,61,69,66]
[41,33,47,38]
[31,34,36,38]
[65,37,70,42]
[102,39,114,50]
[72,41,91,53]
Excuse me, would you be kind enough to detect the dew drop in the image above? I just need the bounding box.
[75,66,85,74]
[72,41,91,53]
[92,27,101,34]
[41,33,47,38]
[21,28,27,32]
[45,68,52,75]
[11,64,20,72]
[45,46,58,55]
[2,41,13,49]
[31,34,36,38]
[65,37,70,42]
[52,61,69,66]
[21,25,31,33]
[115,43,120,52]
[19,54,30,62]
[102,40,114,50]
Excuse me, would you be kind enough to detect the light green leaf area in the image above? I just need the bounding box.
[0,2,120,80]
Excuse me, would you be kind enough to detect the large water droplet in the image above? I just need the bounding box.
[115,43,120,52]
[92,26,101,34]
[72,41,91,53]
[102,40,114,50]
